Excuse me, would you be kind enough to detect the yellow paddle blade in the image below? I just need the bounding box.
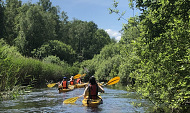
[106,76,120,85]
[73,74,81,79]
[81,73,86,78]
[63,97,79,104]
[47,83,57,88]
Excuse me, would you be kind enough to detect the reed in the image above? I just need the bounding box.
[0,40,79,99]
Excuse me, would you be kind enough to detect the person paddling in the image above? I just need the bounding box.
[76,77,82,84]
[58,77,68,89]
[83,76,104,99]
[70,76,75,85]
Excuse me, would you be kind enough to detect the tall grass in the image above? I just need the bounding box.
[0,39,79,99]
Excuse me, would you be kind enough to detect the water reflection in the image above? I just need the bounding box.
[0,87,153,113]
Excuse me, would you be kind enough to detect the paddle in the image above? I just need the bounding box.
[63,95,83,104]
[81,73,86,78]
[47,74,83,88]
[106,76,120,85]
[47,83,57,88]
[63,76,120,104]
[73,74,81,79]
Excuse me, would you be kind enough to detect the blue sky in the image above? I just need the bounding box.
[22,0,140,41]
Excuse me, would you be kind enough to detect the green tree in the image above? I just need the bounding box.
[32,40,76,64]
[91,29,111,55]
[38,0,52,12]
[15,4,57,56]
[80,43,121,81]
[0,1,5,39]
[56,11,69,42]
[3,0,21,45]
[43,55,61,65]
[67,20,111,61]
[128,0,190,111]
[118,16,141,85]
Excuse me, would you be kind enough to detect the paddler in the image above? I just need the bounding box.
[69,76,75,85]
[83,76,104,99]
[76,77,82,84]
[58,77,68,89]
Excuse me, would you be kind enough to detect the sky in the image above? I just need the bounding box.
[21,0,140,41]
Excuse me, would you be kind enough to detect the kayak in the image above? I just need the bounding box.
[82,96,103,107]
[69,84,77,88]
[58,85,75,93]
[76,83,88,88]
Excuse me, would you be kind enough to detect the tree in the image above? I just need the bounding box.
[90,29,111,55]
[56,11,69,43]
[3,0,22,45]
[67,20,111,60]
[128,0,190,111]
[15,4,57,56]
[32,40,76,64]
[0,1,5,39]
[38,0,52,12]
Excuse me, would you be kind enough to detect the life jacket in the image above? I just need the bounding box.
[88,84,98,99]
[62,81,68,89]
[77,78,81,84]
[70,80,74,85]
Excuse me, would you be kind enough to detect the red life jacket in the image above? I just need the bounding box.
[70,80,74,85]
[88,84,98,99]
[77,78,81,84]
[62,81,68,89]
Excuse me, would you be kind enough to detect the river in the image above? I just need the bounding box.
[0,86,153,113]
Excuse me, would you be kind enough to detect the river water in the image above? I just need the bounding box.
[0,86,153,113]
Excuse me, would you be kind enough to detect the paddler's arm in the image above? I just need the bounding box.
[83,86,89,99]
[98,85,104,93]
[58,81,62,87]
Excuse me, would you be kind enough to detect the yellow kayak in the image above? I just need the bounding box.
[69,84,77,88]
[82,96,103,107]
[58,85,74,93]
[76,83,88,88]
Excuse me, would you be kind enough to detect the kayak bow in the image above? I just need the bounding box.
[58,85,75,93]
[82,96,103,107]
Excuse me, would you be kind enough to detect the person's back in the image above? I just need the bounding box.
[70,76,75,85]
[88,83,98,99]
[77,77,81,84]
[83,76,104,99]
[60,77,68,89]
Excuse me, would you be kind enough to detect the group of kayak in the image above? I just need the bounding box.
[47,75,120,107]
[58,76,104,107]
[57,76,88,93]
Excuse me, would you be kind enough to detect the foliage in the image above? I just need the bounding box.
[0,0,112,99]
[32,40,76,64]
[66,19,111,61]
[14,4,57,56]
[0,40,20,91]
[2,0,189,112]
[0,1,5,39]
[43,55,61,65]
[0,39,79,95]
[80,0,190,112]
[126,0,190,112]
[3,0,22,45]
[80,43,121,82]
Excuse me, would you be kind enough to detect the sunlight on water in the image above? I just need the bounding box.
[0,87,153,113]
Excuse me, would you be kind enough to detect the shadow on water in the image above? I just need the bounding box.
[0,86,154,113]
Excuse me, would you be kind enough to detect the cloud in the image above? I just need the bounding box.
[105,29,121,41]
